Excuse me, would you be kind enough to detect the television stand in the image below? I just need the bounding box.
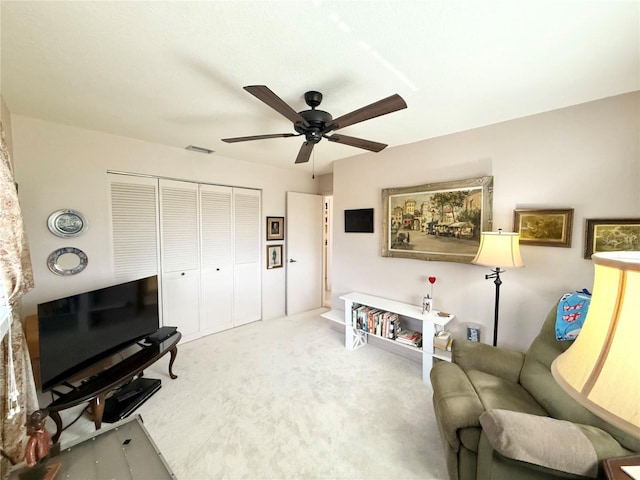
[45,331,181,442]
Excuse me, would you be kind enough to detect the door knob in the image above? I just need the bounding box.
[289,259,297,263]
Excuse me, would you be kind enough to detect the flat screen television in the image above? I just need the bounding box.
[344,208,374,233]
[37,275,160,392]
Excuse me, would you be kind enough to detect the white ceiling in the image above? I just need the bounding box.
[1,1,639,176]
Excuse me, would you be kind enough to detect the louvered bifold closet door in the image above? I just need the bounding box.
[159,179,200,341]
[233,188,262,326]
[109,174,160,281]
[199,184,234,334]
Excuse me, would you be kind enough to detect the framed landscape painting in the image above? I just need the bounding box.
[381,176,493,264]
[513,208,574,248]
[584,218,640,259]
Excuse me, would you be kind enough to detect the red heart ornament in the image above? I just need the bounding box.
[428,276,437,284]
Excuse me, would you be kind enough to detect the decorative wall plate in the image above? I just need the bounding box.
[47,209,88,238]
[47,247,88,276]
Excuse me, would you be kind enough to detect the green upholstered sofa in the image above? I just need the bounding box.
[430,302,640,480]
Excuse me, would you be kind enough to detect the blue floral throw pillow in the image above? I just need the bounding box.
[555,289,591,341]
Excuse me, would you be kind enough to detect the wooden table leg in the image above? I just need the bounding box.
[168,346,178,379]
[49,410,63,443]
[91,394,106,431]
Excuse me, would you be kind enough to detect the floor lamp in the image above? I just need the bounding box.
[472,229,524,346]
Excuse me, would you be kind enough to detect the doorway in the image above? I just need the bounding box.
[323,195,333,308]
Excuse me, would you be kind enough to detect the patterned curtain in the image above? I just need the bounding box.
[0,121,38,476]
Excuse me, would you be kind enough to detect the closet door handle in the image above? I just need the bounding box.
[289,258,297,263]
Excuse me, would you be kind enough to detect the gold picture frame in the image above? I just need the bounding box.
[584,218,640,259]
[513,208,574,248]
[381,176,493,264]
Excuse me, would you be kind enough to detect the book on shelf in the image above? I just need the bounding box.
[351,306,401,340]
[396,329,422,347]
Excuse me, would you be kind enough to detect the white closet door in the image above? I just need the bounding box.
[109,174,160,280]
[199,184,234,334]
[160,179,200,340]
[233,188,261,326]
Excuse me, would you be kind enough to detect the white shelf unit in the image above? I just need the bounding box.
[340,292,454,383]
[320,309,345,325]
[433,348,452,362]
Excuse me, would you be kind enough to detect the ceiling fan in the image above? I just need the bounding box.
[221,85,407,164]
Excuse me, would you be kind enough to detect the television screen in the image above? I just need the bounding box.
[37,275,160,392]
[345,208,374,233]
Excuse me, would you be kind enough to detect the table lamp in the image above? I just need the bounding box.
[472,229,524,346]
[551,251,640,438]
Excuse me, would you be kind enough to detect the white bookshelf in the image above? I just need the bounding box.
[320,309,345,325]
[339,292,454,383]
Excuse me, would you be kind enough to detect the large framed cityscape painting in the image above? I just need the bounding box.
[381,176,493,264]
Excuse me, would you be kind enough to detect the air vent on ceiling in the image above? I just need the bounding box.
[185,145,215,154]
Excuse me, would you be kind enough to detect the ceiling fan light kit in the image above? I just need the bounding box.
[222,85,407,165]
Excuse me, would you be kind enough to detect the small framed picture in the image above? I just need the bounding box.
[266,216,284,241]
[266,244,283,269]
[584,218,640,259]
[513,208,574,248]
[466,323,481,342]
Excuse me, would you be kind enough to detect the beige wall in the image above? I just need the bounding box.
[9,92,640,350]
[331,92,640,350]
[317,173,333,196]
[11,115,318,320]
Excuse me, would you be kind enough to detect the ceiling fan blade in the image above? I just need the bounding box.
[326,134,387,152]
[244,85,310,127]
[221,133,299,143]
[295,141,314,164]
[326,94,407,131]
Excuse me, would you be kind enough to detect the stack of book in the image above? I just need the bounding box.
[352,305,401,339]
[434,331,452,351]
[395,329,422,348]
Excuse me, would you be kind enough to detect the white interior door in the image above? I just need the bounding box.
[286,192,323,315]
[199,184,234,334]
[159,179,200,340]
[233,188,262,326]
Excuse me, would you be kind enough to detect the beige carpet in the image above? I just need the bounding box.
[47,309,448,479]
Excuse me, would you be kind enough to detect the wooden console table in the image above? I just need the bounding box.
[46,332,180,442]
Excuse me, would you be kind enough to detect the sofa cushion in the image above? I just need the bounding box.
[479,409,598,477]
[467,370,548,416]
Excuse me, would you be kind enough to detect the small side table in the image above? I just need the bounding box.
[603,453,640,480]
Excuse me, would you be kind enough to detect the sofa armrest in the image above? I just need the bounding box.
[479,409,632,478]
[430,361,486,450]
[453,339,525,383]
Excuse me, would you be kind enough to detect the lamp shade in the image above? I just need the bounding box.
[472,230,524,268]
[551,251,640,438]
